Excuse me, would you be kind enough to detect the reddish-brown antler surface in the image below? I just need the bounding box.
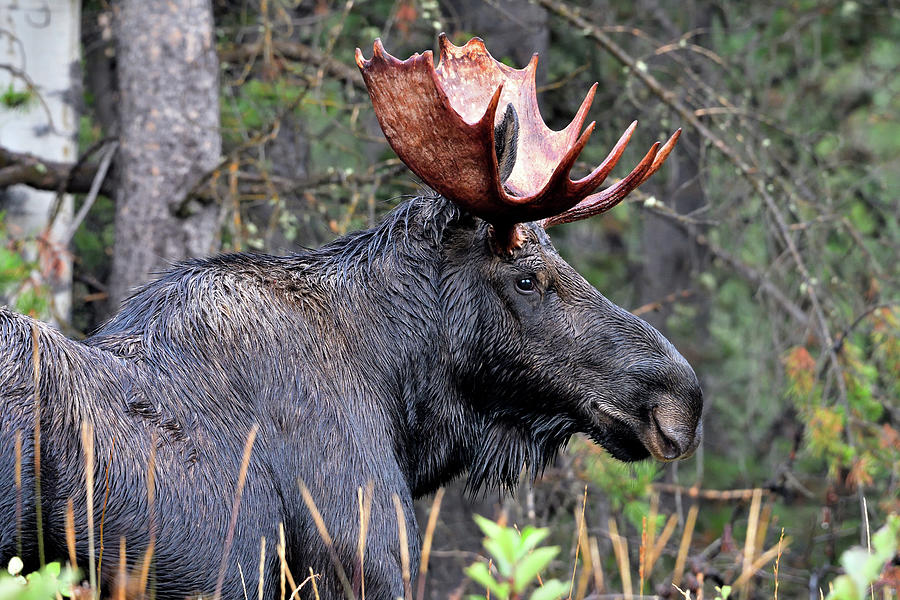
[355,35,679,236]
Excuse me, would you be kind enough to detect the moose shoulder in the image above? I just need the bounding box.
[0,36,702,599]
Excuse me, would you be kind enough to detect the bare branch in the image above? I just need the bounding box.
[0,145,114,197]
[218,40,364,89]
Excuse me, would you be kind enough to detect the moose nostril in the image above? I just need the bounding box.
[651,408,693,460]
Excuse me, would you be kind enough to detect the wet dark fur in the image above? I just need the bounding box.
[0,194,701,599]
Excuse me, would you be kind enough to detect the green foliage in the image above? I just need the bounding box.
[465,515,569,600]
[783,308,900,505]
[826,514,900,600]
[0,218,49,318]
[0,558,79,600]
[714,585,732,600]
[0,243,29,290]
[573,439,662,531]
[0,84,33,110]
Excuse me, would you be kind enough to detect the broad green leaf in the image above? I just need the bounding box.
[840,547,880,593]
[473,515,503,540]
[483,538,515,576]
[465,562,507,598]
[528,579,568,600]
[517,527,550,557]
[871,515,900,559]
[513,547,559,593]
[826,574,860,600]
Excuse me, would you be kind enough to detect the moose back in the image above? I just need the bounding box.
[0,36,702,599]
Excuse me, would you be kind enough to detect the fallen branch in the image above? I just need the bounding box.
[652,483,772,501]
[0,145,114,197]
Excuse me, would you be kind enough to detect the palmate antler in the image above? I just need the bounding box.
[355,34,680,248]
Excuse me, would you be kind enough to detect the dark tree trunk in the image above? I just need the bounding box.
[636,3,714,352]
[110,0,221,307]
[638,140,708,337]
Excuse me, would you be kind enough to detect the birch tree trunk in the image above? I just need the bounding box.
[110,0,220,307]
[0,0,80,322]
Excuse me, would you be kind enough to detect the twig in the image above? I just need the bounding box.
[392,494,413,600]
[62,142,118,245]
[832,302,900,353]
[672,504,698,589]
[632,289,695,316]
[569,486,588,600]
[219,40,364,88]
[0,62,57,132]
[731,535,793,589]
[214,426,260,600]
[174,84,310,214]
[298,480,355,600]
[416,487,444,600]
[738,489,763,598]
[608,518,632,600]
[629,194,810,326]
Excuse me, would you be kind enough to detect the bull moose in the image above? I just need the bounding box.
[0,36,702,599]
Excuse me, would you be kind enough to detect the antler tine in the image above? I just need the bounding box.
[572,120,636,187]
[638,128,681,186]
[540,138,663,228]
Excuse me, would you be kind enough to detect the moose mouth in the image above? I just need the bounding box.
[587,416,651,463]
[588,406,701,463]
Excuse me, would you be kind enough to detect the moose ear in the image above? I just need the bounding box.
[494,103,519,184]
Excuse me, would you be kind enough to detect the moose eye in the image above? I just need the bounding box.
[515,277,536,294]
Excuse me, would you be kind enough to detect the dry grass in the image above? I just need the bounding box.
[10,430,894,600]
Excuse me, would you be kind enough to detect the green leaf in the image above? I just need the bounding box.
[528,579,568,600]
[513,547,559,593]
[826,574,861,600]
[483,538,515,576]
[871,515,900,559]
[465,562,508,599]
[517,527,550,557]
[840,548,881,594]
[473,514,504,541]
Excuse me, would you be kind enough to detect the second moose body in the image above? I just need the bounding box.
[0,37,702,599]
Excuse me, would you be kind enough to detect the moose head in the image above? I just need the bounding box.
[356,36,701,492]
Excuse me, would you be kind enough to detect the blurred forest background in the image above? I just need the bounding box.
[0,0,898,598]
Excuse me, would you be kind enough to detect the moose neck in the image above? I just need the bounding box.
[295,197,521,497]
[303,196,572,498]
[285,197,467,494]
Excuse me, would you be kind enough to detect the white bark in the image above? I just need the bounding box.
[0,0,81,322]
